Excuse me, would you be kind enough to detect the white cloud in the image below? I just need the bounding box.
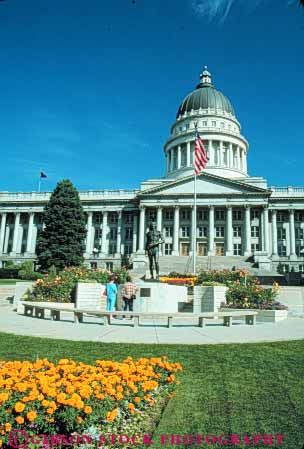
[191,0,294,21]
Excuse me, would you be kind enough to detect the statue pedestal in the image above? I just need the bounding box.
[132,254,147,276]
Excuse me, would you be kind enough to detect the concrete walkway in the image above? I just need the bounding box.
[0,304,303,344]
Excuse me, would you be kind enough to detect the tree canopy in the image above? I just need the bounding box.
[36,179,87,271]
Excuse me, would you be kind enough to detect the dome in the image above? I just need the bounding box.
[176,67,235,118]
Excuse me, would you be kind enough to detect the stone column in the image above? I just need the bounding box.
[26,212,35,254]
[236,146,241,170]
[208,206,215,256]
[225,206,233,256]
[132,213,138,254]
[244,206,251,256]
[101,211,108,254]
[166,151,170,174]
[271,210,278,256]
[11,212,20,254]
[157,207,163,256]
[85,212,93,255]
[187,142,191,167]
[172,206,180,256]
[116,211,122,256]
[177,145,181,169]
[263,208,270,254]
[138,207,146,253]
[241,149,246,173]
[208,141,213,165]
[289,209,296,256]
[0,213,7,254]
[229,143,233,168]
[170,149,174,172]
[219,141,223,167]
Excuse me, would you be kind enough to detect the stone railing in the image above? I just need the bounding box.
[0,189,139,203]
[270,187,304,197]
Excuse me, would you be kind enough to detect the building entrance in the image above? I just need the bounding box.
[180,243,190,256]
[216,243,225,256]
[197,243,207,256]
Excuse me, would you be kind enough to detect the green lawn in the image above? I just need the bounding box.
[0,279,22,285]
[1,333,304,449]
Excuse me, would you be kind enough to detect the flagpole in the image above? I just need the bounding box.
[38,178,41,193]
[192,171,197,275]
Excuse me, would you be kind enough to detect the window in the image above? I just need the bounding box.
[164,243,172,255]
[296,245,303,256]
[233,244,242,256]
[164,210,173,220]
[295,212,304,222]
[179,126,182,132]
[251,226,260,238]
[148,210,156,221]
[94,213,102,224]
[109,228,117,240]
[90,262,97,270]
[198,226,208,238]
[108,244,117,255]
[197,209,208,221]
[281,264,289,273]
[233,210,242,221]
[124,213,133,224]
[181,209,190,220]
[215,210,225,221]
[278,228,286,240]
[251,243,260,252]
[220,122,225,129]
[212,121,216,127]
[95,229,102,239]
[295,228,304,239]
[299,265,304,272]
[215,226,225,237]
[173,148,178,170]
[278,245,287,256]
[181,226,190,237]
[181,148,187,167]
[202,121,207,127]
[109,213,118,224]
[186,124,190,130]
[125,228,133,240]
[106,262,113,271]
[251,209,260,220]
[165,226,172,237]
[233,226,242,238]
[277,213,288,222]
[124,244,132,255]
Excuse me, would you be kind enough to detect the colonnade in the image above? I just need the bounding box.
[0,206,302,258]
[166,141,247,174]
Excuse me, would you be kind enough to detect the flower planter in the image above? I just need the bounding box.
[220,308,288,323]
[256,309,288,323]
[17,301,74,314]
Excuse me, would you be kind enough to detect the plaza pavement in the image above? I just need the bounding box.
[0,304,303,344]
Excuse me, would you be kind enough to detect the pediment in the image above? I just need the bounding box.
[139,173,269,197]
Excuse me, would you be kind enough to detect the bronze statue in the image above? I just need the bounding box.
[145,222,164,279]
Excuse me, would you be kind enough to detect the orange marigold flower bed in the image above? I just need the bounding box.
[0,357,182,446]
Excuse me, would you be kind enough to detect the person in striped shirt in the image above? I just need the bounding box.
[122,275,138,314]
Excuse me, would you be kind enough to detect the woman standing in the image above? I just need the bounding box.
[106,276,117,317]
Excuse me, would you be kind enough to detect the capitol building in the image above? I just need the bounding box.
[1,68,304,273]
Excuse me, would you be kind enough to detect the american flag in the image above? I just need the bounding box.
[194,129,209,175]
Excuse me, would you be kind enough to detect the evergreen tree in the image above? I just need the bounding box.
[36,180,87,271]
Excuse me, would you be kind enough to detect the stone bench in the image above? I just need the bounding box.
[21,303,257,328]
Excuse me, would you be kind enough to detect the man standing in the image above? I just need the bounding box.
[122,275,138,313]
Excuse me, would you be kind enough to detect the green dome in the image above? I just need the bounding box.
[176,68,235,118]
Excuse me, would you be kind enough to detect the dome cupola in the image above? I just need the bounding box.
[164,67,249,180]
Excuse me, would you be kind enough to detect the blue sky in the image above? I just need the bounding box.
[0,0,303,192]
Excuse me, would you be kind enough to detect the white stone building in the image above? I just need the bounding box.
[1,68,304,273]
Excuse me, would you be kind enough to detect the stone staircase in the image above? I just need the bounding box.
[0,285,15,306]
[158,255,257,275]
